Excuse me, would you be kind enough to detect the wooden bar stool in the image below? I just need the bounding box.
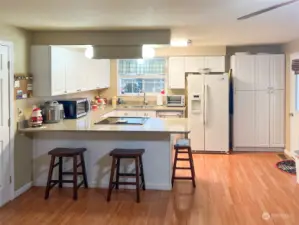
[172,139,196,188]
[45,148,88,200]
[107,148,146,203]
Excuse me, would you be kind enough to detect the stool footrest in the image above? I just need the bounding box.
[51,179,74,184]
[112,181,137,185]
[176,158,190,161]
[62,172,83,175]
[177,151,189,154]
[118,173,144,177]
[77,180,84,189]
[175,167,192,170]
[173,176,194,180]
[53,162,60,167]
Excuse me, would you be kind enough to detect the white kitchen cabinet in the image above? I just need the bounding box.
[204,56,225,72]
[234,55,255,91]
[270,90,285,147]
[234,91,255,147]
[185,57,205,73]
[116,111,137,117]
[65,50,82,93]
[255,91,270,147]
[169,57,186,89]
[270,55,285,90]
[87,59,110,90]
[255,55,270,91]
[136,111,156,118]
[103,111,117,117]
[31,46,68,96]
[100,59,111,89]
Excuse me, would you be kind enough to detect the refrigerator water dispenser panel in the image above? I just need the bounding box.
[190,94,202,113]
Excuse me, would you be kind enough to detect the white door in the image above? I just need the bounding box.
[204,75,229,151]
[255,91,270,147]
[234,55,255,91]
[290,53,299,156]
[234,91,255,147]
[270,54,285,90]
[50,46,67,95]
[204,56,225,73]
[255,55,270,91]
[188,75,205,151]
[270,90,285,147]
[0,44,11,206]
[169,57,185,89]
[185,57,205,73]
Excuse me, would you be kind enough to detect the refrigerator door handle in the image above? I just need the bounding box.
[202,84,205,123]
[204,84,208,125]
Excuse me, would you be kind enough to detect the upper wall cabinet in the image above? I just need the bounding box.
[169,57,186,89]
[185,56,225,73]
[31,46,110,97]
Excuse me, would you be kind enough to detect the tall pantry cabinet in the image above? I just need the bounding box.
[232,54,285,150]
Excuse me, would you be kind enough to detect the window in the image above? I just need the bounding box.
[118,58,166,95]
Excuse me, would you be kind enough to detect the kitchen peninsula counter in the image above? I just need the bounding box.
[21,107,189,191]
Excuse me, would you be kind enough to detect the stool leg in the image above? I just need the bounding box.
[80,153,88,188]
[45,156,56,200]
[172,149,179,187]
[115,158,120,190]
[59,157,63,188]
[188,147,196,188]
[73,155,78,200]
[107,157,116,202]
[139,156,146,190]
[135,156,140,203]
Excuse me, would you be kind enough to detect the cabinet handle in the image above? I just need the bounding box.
[77,89,81,92]
[64,91,67,94]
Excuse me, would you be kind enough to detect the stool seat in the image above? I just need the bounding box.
[174,139,191,149]
[110,148,145,156]
[48,148,86,156]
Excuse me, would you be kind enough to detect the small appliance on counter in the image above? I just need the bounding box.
[166,95,185,107]
[30,107,43,127]
[58,98,90,119]
[42,101,61,124]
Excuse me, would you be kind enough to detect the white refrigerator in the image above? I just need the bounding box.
[188,74,229,152]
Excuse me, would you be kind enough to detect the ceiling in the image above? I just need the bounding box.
[0,0,298,45]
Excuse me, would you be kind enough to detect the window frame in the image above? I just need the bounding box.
[117,59,168,96]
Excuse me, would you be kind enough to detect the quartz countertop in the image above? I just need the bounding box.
[19,107,190,134]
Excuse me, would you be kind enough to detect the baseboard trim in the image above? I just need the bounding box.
[284,149,295,159]
[33,181,171,191]
[14,182,33,199]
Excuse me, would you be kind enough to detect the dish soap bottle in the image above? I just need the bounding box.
[156,89,164,106]
[112,96,117,108]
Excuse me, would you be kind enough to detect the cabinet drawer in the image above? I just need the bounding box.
[103,111,117,117]
[116,111,137,117]
[136,111,156,118]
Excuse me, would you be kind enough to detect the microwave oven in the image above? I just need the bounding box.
[166,95,185,107]
[58,98,90,119]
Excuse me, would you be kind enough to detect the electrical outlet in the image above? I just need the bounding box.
[17,108,24,117]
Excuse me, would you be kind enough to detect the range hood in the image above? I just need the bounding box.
[92,45,142,59]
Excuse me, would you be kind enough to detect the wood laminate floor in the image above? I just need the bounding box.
[1,153,299,225]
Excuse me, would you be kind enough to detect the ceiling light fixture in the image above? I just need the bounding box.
[85,46,94,59]
[142,45,155,58]
[171,39,191,47]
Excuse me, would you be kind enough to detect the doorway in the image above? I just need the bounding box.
[289,53,299,157]
[0,42,13,207]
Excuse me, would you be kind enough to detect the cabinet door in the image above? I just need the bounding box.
[270,54,285,90]
[185,57,205,73]
[169,57,185,89]
[255,91,270,147]
[234,91,255,147]
[204,56,225,72]
[255,55,270,91]
[101,59,111,89]
[50,46,67,95]
[270,90,285,147]
[234,55,255,91]
[116,111,137,117]
[136,111,156,118]
[65,50,80,94]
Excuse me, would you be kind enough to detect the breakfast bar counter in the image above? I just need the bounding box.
[20,109,190,191]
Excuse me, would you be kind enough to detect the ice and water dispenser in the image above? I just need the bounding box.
[190,93,202,114]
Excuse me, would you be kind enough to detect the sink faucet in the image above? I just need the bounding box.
[143,92,148,105]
